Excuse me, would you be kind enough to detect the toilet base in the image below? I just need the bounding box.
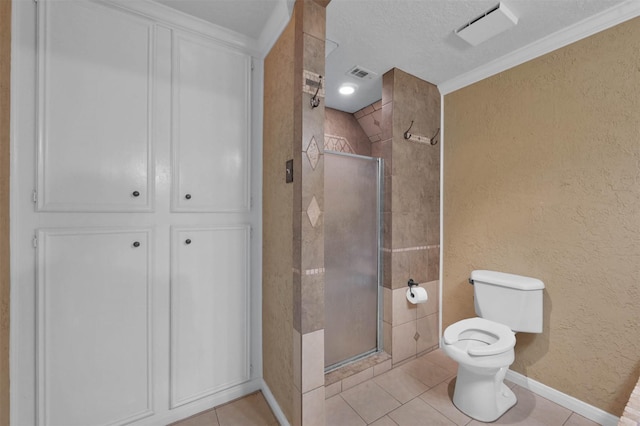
[452,364,517,422]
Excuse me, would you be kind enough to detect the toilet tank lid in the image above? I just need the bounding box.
[471,270,545,290]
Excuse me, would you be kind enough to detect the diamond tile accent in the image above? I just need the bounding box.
[307,137,319,170]
[307,196,321,228]
[324,134,355,154]
[414,332,420,341]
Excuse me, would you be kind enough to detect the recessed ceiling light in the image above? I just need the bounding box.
[339,83,357,95]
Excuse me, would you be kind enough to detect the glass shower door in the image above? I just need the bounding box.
[324,151,381,370]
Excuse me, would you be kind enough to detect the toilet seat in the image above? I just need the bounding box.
[444,317,515,356]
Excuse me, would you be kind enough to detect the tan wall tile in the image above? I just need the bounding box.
[302,386,325,426]
[392,321,417,364]
[301,0,326,41]
[383,287,392,323]
[392,286,417,325]
[302,329,324,392]
[417,281,439,319]
[416,313,439,353]
[300,273,324,334]
[324,107,371,156]
[391,251,410,289]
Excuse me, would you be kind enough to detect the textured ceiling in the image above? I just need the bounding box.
[325,0,629,112]
[154,0,282,39]
[153,0,633,112]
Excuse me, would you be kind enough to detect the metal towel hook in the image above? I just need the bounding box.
[430,127,440,145]
[403,120,414,140]
[310,76,323,109]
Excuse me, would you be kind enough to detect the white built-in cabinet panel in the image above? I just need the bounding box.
[37,228,153,426]
[170,226,250,407]
[18,1,257,425]
[37,1,154,212]
[172,33,251,212]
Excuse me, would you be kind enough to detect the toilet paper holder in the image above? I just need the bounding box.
[407,278,418,297]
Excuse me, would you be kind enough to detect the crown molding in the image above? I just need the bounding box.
[438,0,640,95]
[256,0,294,58]
[107,0,262,57]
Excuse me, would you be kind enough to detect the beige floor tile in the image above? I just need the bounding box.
[325,395,366,426]
[388,397,456,426]
[400,356,454,387]
[563,413,602,426]
[341,380,402,424]
[419,349,458,375]
[171,409,219,426]
[216,392,278,426]
[374,367,429,404]
[504,379,517,389]
[369,415,400,426]
[467,385,572,426]
[419,382,471,426]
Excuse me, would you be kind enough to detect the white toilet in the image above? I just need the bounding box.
[442,270,544,422]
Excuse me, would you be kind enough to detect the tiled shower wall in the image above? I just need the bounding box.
[322,69,441,367]
[263,1,330,424]
[374,68,441,366]
[324,107,371,155]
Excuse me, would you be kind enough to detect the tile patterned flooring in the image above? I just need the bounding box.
[171,391,278,426]
[174,349,603,426]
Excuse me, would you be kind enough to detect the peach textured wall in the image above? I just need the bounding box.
[0,1,10,424]
[443,17,640,416]
[263,11,296,422]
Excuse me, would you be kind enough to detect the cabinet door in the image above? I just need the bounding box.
[37,1,154,211]
[172,32,250,212]
[170,226,250,407]
[37,228,152,426]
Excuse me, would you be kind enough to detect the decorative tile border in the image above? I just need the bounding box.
[302,70,325,97]
[381,244,439,253]
[292,267,325,276]
[324,134,355,154]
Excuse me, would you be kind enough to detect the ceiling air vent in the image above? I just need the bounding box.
[455,2,518,46]
[347,65,377,80]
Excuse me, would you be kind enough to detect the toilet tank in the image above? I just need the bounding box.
[471,270,545,333]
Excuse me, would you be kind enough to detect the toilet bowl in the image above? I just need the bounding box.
[442,317,517,422]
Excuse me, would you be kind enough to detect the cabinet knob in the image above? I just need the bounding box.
[133,241,140,248]
[185,194,192,200]
[185,239,191,245]
[132,191,140,197]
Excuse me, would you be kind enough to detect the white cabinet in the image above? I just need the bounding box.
[37,1,155,212]
[37,229,152,425]
[172,33,251,212]
[170,226,250,407]
[11,1,258,424]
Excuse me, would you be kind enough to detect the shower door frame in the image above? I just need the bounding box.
[324,150,384,372]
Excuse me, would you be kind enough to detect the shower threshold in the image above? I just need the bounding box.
[324,350,391,391]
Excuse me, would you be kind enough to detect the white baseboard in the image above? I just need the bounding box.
[506,369,619,426]
[261,379,291,426]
